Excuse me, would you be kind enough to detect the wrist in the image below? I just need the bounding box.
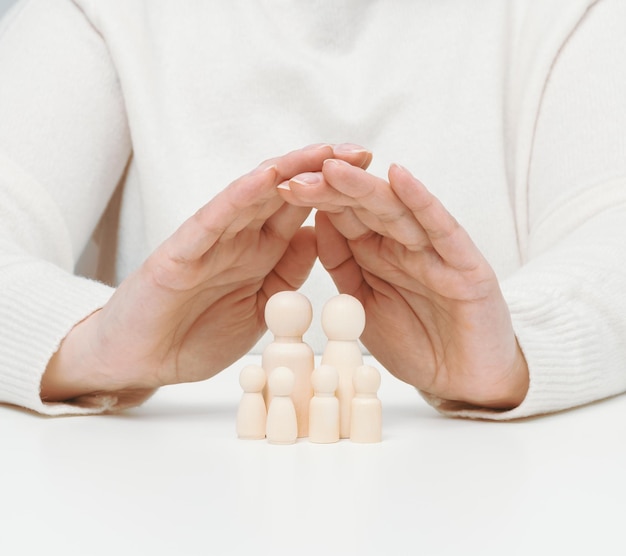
[41,310,134,402]
[465,341,530,410]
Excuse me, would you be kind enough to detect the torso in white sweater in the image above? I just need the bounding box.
[1,0,625,417]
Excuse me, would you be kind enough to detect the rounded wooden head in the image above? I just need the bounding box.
[268,366,295,396]
[239,365,266,393]
[321,294,365,341]
[311,364,339,395]
[264,290,313,337]
[353,365,381,395]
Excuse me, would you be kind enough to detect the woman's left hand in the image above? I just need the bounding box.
[280,161,529,409]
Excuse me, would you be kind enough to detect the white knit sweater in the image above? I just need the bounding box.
[0,0,625,418]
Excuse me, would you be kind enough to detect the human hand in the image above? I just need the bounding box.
[281,160,529,409]
[41,144,372,402]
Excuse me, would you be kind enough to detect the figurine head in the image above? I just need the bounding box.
[321,294,365,341]
[264,290,313,338]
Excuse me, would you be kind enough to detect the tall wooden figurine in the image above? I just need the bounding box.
[321,294,366,439]
[262,290,314,438]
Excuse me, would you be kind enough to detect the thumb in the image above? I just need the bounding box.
[316,211,365,295]
[262,225,318,297]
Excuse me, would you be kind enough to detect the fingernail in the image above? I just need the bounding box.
[277,182,291,191]
[304,143,332,151]
[390,163,410,174]
[334,143,369,155]
[323,158,350,168]
[251,162,277,176]
[291,172,321,186]
[390,163,415,179]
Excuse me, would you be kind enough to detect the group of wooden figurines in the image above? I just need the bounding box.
[236,291,382,444]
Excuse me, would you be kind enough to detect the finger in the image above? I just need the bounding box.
[322,159,430,250]
[211,143,339,240]
[388,164,483,271]
[316,211,369,297]
[280,173,404,240]
[332,143,373,169]
[221,143,336,235]
[264,142,372,185]
[224,143,370,236]
[262,202,313,244]
[164,144,338,262]
[163,164,279,263]
[261,226,318,301]
[276,142,373,209]
[326,206,375,242]
[265,143,334,183]
[278,171,360,212]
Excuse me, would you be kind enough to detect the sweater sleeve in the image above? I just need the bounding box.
[429,0,626,419]
[0,0,145,415]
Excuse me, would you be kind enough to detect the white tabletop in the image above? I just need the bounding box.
[1,354,625,556]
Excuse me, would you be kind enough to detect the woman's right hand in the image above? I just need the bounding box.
[40,144,372,403]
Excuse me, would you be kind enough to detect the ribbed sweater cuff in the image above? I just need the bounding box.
[0,260,121,415]
[422,281,623,421]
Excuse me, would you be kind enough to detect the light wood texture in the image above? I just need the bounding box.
[262,291,314,437]
[321,294,366,438]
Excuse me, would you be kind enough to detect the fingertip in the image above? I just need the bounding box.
[290,173,322,187]
[301,143,335,165]
[322,158,351,172]
[270,225,319,291]
[291,223,318,253]
[388,163,427,194]
[296,225,318,263]
[333,143,373,167]
[314,208,331,230]
[250,162,278,177]
[333,143,369,154]
[388,162,411,179]
[360,151,374,169]
[304,142,333,152]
